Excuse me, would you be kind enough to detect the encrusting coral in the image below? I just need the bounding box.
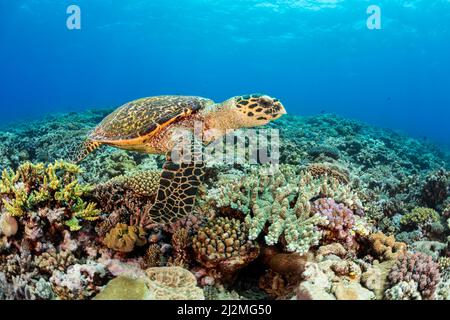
[145,266,204,300]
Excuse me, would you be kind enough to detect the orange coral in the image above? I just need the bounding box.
[368,232,407,261]
[103,223,147,253]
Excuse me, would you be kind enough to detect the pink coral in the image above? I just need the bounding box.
[388,252,440,299]
[312,198,357,249]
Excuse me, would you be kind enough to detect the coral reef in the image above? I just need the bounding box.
[205,165,362,254]
[1,110,450,300]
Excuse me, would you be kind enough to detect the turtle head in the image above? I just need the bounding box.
[227,94,287,127]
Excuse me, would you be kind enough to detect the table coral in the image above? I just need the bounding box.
[145,266,204,300]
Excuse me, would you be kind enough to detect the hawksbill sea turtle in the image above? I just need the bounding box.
[71,94,286,223]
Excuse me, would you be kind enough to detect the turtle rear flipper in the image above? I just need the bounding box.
[68,139,102,164]
[149,145,205,224]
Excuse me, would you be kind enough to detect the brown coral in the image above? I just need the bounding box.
[143,244,161,268]
[92,170,160,232]
[34,250,77,274]
[258,270,287,298]
[368,232,407,261]
[192,217,259,275]
[307,163,350,184]
[169,228,190,267]
[122,171,160,197]
[103,223,147,253]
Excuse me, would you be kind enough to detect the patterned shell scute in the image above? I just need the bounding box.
[90,96,213,141]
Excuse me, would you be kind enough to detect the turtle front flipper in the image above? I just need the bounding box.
[69,139,102,164]
[149,144,205,224]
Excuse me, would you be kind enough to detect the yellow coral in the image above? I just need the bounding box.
[368,232,407,261]
[400,207,440,227]
[0,161,100,229]
[103,223,147,253]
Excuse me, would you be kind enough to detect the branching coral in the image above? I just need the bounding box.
[169,228,190,267]
[206,165,363,254]
[312,198,357,249]
[35,250,77,274]
[384,280,422,300]
[144,244,162,268]
[92,170,160,235]
[400,207,440,228]
[420,169,449,209]
[50,261,108,300]
[0,161,100,231]
[388,252,440,299]
[103,223,147,253]
[192,217,259,275]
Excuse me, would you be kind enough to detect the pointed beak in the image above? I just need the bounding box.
[273,102,287,119]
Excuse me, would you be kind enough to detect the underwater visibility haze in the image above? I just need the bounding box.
[0,0,449,302]
[1,0,450,144]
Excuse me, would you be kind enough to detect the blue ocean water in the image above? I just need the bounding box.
[0,0,449,145]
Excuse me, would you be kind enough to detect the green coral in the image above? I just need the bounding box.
[0,161,100,230]
[205,165,363,254]
[400,207,440,228]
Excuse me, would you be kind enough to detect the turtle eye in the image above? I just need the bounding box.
[259,96,274,107]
